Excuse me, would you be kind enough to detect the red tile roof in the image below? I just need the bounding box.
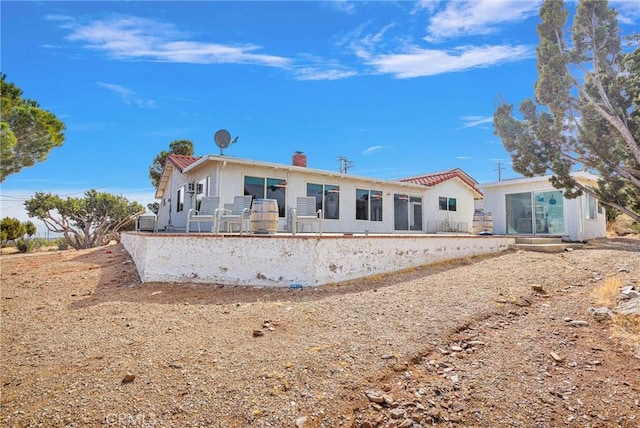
[167,154,200,171]
[399,168,482,197]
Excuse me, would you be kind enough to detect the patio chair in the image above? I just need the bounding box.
[215,195,253,234]
[186,196,220,233]
[291,196,322,235]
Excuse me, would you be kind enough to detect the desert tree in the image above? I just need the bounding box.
[493,0,639,221]
[1,74,66,182]
[24,190,144,250]
[0,217,36,246]
[149,139,194,189]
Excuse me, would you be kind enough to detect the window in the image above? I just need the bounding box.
[244,176,287,217]
[307,183,340,220]
[356,189,383,221]
[195,178,207,211]
[439,196,457,211]
[585,194,597,220]
[177,188,184,212]
[394,194,422,231]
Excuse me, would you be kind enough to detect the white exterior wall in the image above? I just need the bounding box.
[122,232,514,287]
[481,175,606,241]
[424,179,478,233]
[158,157,479,235]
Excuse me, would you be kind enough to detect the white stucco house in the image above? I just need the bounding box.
[154,152,483,234]
[480,172,607,241]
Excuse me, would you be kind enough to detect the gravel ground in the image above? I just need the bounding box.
[1,238,639,427]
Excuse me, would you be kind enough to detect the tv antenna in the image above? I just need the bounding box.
[214,129,238,155]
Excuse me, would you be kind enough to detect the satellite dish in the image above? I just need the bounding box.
[214,129,238,155]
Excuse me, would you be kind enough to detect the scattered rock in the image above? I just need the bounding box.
[121,373,135,383]
[365,391,385,403]
[381,353,395,360]
[389,408,405,419]
[252,329,264,337]
[568,320,589,327]
[531,284,547,294]
[588,307,614,321]
[617,285,640,300]
[451,345,464,352]
[398,418,413,428]
[550,352,564,363]
[295,416,308,427]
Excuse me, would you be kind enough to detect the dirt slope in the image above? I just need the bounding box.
[1,238,639,427]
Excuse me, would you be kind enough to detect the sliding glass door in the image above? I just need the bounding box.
[505,191,564,235]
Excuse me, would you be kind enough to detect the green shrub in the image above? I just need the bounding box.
[16,239,35,253]
[57,239,69,250]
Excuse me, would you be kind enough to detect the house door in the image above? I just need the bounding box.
[505,191,564,235]
[394,194,422,231]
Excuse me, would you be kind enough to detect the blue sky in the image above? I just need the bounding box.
[2,0,639,234]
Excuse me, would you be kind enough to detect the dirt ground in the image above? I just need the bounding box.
[1,237,639,427]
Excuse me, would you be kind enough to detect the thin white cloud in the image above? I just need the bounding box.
[611,1,640,25]
[61,15,291,67]
[424,0,541,42]
[292,55,357,80]
[362,145,390,155]
[97,82,157,108]
[456,156,472,160]
[328,0,357,15]
[459,115,494,129]
[367,44,532,78]
[293,66,357,81]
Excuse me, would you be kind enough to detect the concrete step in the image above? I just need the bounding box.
[512,243,567,253]
[512,242,584,253]
[514,237,562,245]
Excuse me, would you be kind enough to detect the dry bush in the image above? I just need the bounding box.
[592,277,623,306]
[611,314,640,358]
[593,277,640,357]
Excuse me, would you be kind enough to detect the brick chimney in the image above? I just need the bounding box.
[292,151,307,167]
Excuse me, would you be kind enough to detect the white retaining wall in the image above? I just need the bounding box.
[121,233,515,287]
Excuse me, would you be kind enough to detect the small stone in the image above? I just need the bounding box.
[360,422,374,428]
[451,374,459,384]
[389,408,405,419]
[398,419,413,428]
[451,345,463,352]
[295,416,308,427]
[365,391,384,403]
[467,340,485,346]
[252,330,264,337]
[382,394,394,405]
[550,352,564,362]
[568,320,589,327]
[121,373,135,383]
[381,353,395,360]
[449,414,463,423]
[531,284,547,294]
[168,362,183,369]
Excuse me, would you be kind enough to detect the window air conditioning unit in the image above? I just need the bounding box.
[186,182,196,193]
